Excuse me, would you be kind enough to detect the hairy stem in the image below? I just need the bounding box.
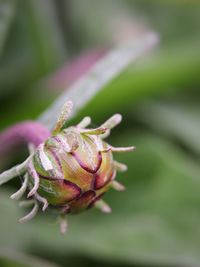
[0,121,51,164]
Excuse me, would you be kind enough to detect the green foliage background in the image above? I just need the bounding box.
[0,0,200,266]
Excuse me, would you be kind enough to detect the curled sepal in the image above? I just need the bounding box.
[10,174,28,200]
[80,127,107,135]
[114,161,128,172]
[95,199,112,214]
[77,116,91,128]
[34,192,48,211]
[110,145,135,153]
[18,200,39,223]
[59,216,68,235]
[52,101,73,135]
[100,114,122,139]
[101,114,122,130]
[27,161,40,198]
[111,180,125,191]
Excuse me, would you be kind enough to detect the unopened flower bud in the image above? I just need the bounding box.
[6,101,134,232]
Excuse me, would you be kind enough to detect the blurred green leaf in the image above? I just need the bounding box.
[2,35,200,129]
[24,0,67,72]
[127,0,200,43]
[65,0,200,49]
[64,0,136,50]
[0,249,60,267]
[1,133,200,266]
[79,37,200,121]
[0,0,16,58]
[0,0,67,98]
[138,101,200,157]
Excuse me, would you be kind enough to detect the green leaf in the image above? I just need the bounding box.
[0,0,67,98]
[24,0,67,72]
[0,249,60,267]
[138,101,200,156]
[78,37,200,121]
[0,0,16,58]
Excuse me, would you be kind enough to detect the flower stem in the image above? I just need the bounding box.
[0,121,51,156]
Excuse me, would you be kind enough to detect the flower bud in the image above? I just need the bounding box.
[32,127,116,214]
[7,102,134,231]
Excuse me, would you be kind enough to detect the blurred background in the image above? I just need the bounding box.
[0,0,200,266]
